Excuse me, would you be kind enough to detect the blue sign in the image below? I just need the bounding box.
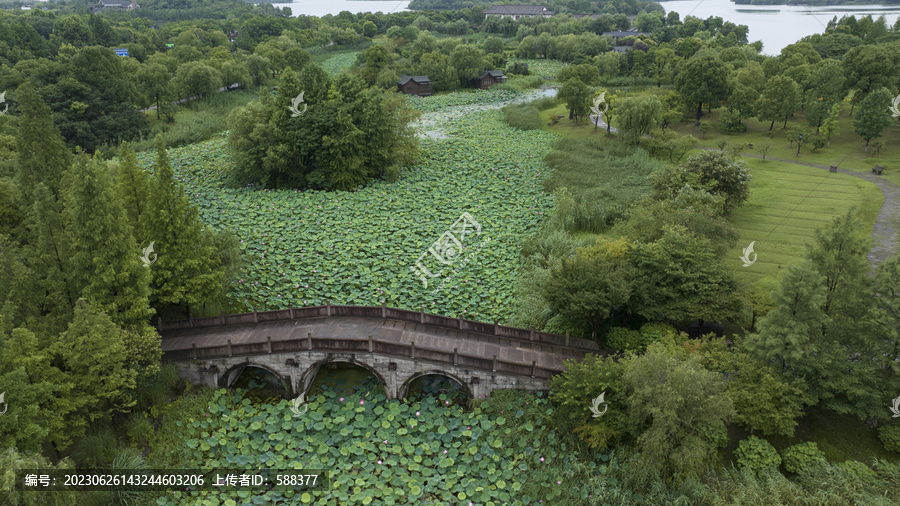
[115,48,129,57]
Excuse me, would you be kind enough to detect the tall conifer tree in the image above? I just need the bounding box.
[27,183,76,336]
[62,154,154,328]
[115,142,150,234]
[14,81,72,204]
[143,137,228,315]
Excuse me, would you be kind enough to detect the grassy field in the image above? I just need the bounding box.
[538,103,883,292]
[725,157,882,287]
[723,406,900,466]
[668,99,900,187]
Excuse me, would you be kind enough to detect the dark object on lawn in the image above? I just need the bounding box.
[684,320,725,339]
[830,164,838,173]
[873,165,884,175]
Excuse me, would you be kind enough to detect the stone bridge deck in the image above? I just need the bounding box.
[159,305,604,381]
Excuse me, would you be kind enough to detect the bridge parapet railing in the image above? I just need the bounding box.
[158,304,600,353]
[163,335,574,380]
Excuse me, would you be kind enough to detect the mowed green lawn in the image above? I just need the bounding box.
[726,157,882,287]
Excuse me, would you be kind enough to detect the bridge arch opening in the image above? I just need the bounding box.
[219,362,291,401]
[301,359,388,400]
[399,371,472,405]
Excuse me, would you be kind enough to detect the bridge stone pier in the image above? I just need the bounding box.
[160,304,604,400]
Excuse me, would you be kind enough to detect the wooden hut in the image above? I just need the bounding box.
[474,70,507,90]
[397,75,433,97]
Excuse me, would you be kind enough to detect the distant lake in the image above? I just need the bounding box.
[270,0,411,18]
[661,0,900,54]
[272,0,900,55]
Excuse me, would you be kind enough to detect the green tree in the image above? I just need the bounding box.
[674,51,730,125]
[728,356,808,437]
[870,252,900,421]
[842,45,900,113]
[621,195,736,253]
[298,62,331,105]
[559,78,592,122]
[756,75,801,130]
[114,143,150,231]
[64,45,147,151]
[549,354,627,450]
[244,54,271,87]
[617,95,661,143]
[449,45,486,86]
[14,82,72,203]
[26,184,76,336]
[649,46,679,87]
[804,60,846,134]
[622,342,735,482]
[52,299,138,437]
[628,225,741,324]
[649,150,751,215]
[557,63,600,86]
[359,45,391,86]
[542,238,632,340]
[62,153,153,329]
[820,102,842,146]
[136,62,171,120]
[0,327,69,455]
[853,87,895,152]
[143,138,234,316]
[806,209,872,333]
[482,36,505,54]
[742,261,827,373]
[0,447,76,505]
[726,83,758,127]
[170,61,222,102]
[657,89,684,130]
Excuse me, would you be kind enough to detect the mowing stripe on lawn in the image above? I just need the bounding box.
[727,158,881,286]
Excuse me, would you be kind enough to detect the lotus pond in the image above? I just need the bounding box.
[135,89,558,322]
[154,388,619,505]
[321,51,362,76]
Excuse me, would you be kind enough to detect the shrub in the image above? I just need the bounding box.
[136,364,183,414]
[71,428,119,468]
[606,327,642,354]
[506,62,530,75]
[549,353,626,449]
[836,460,878,486]
[878,425,900,453]
[503,103,542,130]
[735,436,782,475]
[781,442,826,474]
[720,108,746,134]
[124,413,155,448]
[639,322,676,346]
[531,96,560,111]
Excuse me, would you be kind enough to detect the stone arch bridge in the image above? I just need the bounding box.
[159,304,604,399]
